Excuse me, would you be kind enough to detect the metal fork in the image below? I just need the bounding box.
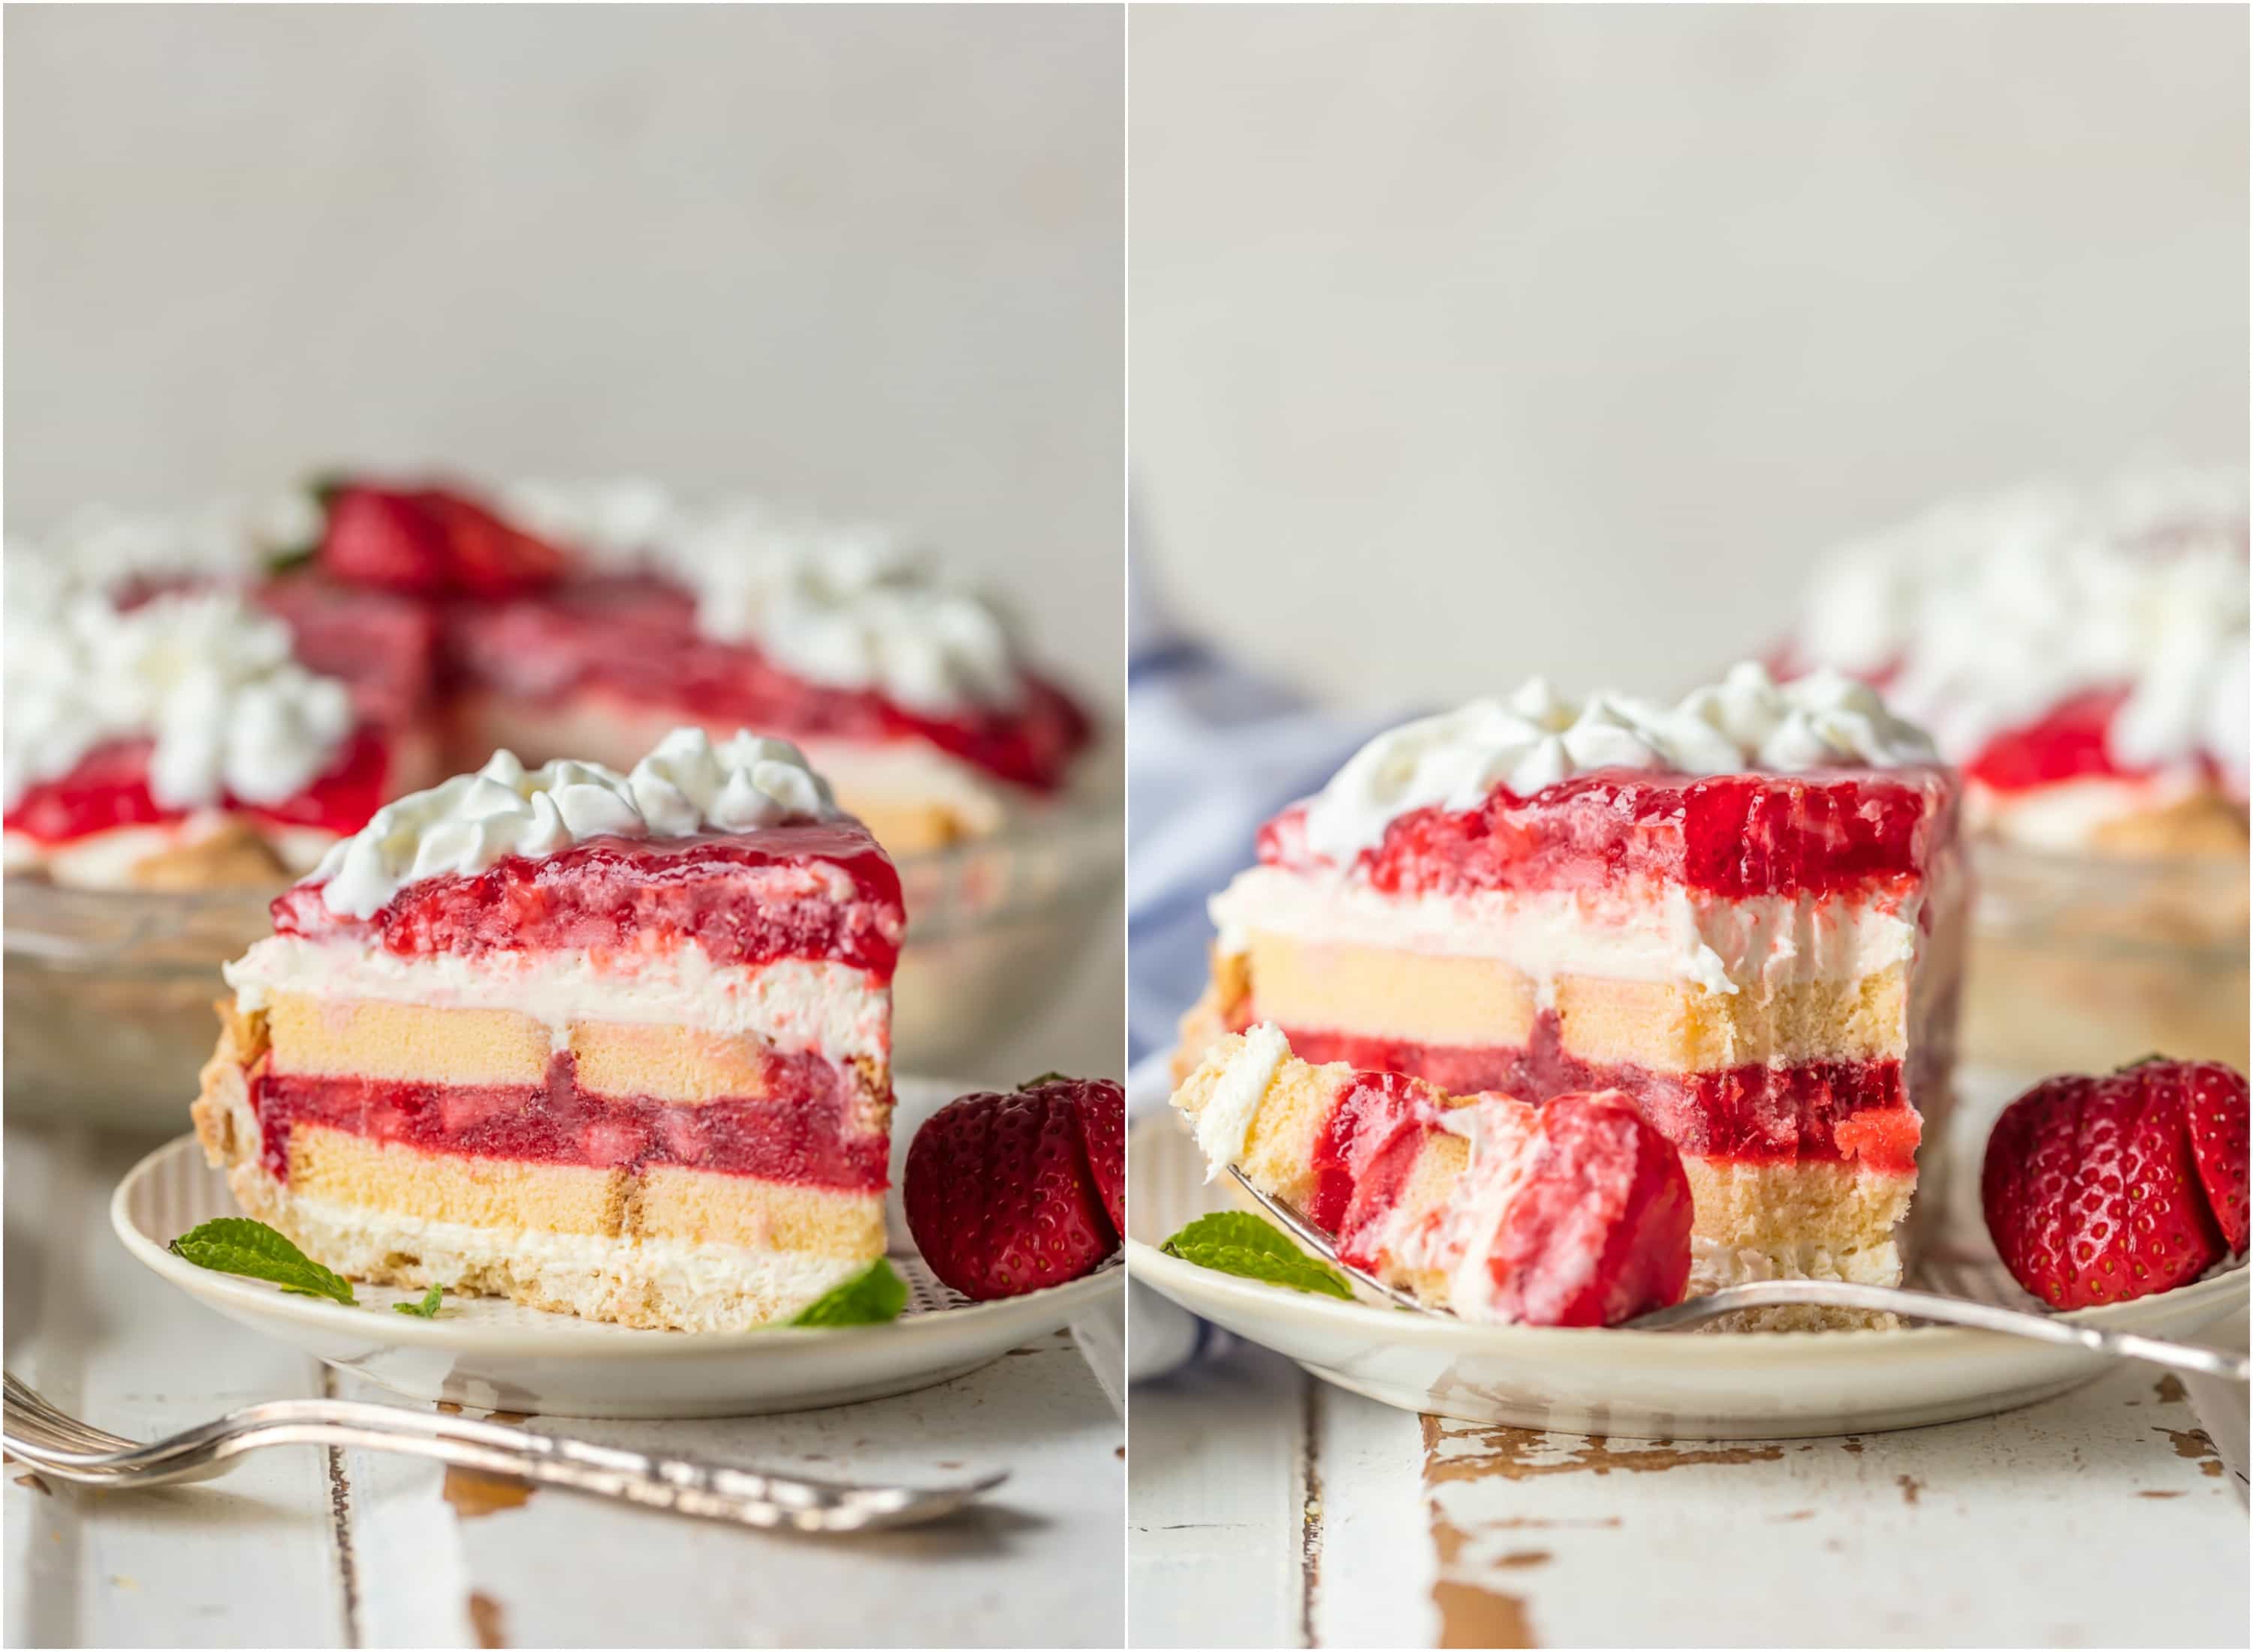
[1226,1168,2251,1382]
[3,1373,1005,1530]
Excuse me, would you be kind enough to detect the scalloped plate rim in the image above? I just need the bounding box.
[116,1131,1121,1358]
[1127,1237,2250,1365]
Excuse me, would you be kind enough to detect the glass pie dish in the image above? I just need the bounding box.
[2,794,1121,1132]
[1961,837,2249,1080]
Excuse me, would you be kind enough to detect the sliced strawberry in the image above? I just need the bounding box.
[2183,1063,2249,1254]
[316,481,566,598]
[1486,1090,1694,1328]
[1060,1077,1125,1235]
[1983,1062,2229,1310]
[903,1078,1117,1301]
[318,485,452,593]
[416,487,569,598]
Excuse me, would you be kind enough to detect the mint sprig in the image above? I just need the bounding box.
[394,1284,445,1319]
[789,1259,909,1327]
[1161,1210,1355,1300]
[169,1218,357,1305]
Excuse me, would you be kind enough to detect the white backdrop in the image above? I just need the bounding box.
[5,3,1123,713]
[1131,5,2248,709]
[5,3,1126,1081]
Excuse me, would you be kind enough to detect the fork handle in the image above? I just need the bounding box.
[1689,1281,2251,1382]
[29,1400,999,1530]
[221,1422,946,1530]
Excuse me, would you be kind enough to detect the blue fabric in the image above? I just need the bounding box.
[1124,547,1413,1379]
[1125,549,1403,1076]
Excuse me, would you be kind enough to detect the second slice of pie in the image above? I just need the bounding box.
[192,726,903,1331]
[1183,662,1966,1316]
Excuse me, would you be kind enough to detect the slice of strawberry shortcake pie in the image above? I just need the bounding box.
[1180,663,1966,1318]
[192,726,902,1331]
[1171,1025,1694,1327]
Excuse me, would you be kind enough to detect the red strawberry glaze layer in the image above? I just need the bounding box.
[250,1053,888,1191]
[1307,1070,1437,1233]
[3,728,393,846]
[1259,765,1958,900]
[441,577,1090,793]
[1276,1016,1921,1173]
[271,828,905,978]
[1474,1093,1696,1327]
[1305,1075,1694,1327]
[256,578,445,729]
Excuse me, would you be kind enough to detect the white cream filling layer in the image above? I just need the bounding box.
[1196,1022,1290,1181]
[796,736,1015,829]
[225,936,890,1061]
[1388,1101,1540,1322]
[279,1186,872,1330]
[1687,1234,1902,1295]
[1210,866,1921,999]
[1965,772,2218,851]
[5,815,339,885]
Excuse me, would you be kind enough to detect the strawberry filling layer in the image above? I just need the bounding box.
[1260,765,1956,900]
[1301,1072,1695,1327]
[439,577,1090,793]
[249,1052,887,1191]
[1307,1072,1431,1234]
[1274,1014,1921,1173]
[3,728,393,846]
[271,829,905,977]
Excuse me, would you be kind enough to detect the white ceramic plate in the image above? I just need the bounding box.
[113,1078,1123,1418]
[1130,1105,2250,1440]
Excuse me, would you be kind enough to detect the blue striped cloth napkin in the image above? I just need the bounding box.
[1125,549,1410,1378]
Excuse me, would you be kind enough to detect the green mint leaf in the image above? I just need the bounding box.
[169,1217,357,1305]
[394,1284,445,1319]
[1161,1210,1355,1300]
[789,1259,908,1327]
[264,543,319,576]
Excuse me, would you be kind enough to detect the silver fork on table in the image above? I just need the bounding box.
[1229,1167,2251,1382]
[2,1373,1005,1530]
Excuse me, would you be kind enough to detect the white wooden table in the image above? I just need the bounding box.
[1127,1069,2252,1650]
[5,1124,1125,1650]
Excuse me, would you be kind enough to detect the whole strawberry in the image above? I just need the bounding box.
[905,1076,1120,1301]
[1982,1058,2243,1311]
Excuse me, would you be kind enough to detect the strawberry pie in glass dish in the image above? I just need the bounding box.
[192,728,900,1329]
[4,477,1114,1120]
[1781,469,2248,1073]
[1175,664,1965,1326]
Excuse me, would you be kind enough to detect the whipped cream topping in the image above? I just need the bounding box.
[309,725,840,918]
[505,479,1024,716]
[1195,1022,1292,1181]
[1794,469,2250,788]
[8,492,321,592]
[2,576,354,813]
[1301,662,1937,863]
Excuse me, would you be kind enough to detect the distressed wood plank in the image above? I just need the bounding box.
[1306,1382,1437,1650]
[425,1327,1123,1649]
[2181,1307,2250,1503]
[1419,1358,2249,1649]
[1128,1343,1306,1650]
[328,1373,481,1650]
[2,1126,346,1650]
